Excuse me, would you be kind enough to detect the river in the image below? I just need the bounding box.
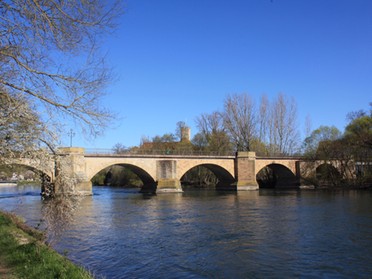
[1,185,372,278]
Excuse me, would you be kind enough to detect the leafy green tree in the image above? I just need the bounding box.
[250,138,270,156]
[191,133,208,151]
[303,126,342,157]
[301,105,372,188]
[343,106,372,185]
[344,115,372,148]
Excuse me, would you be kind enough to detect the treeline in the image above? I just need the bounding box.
[301,106,372,187]
[107,93,371,188]
[193,93,299,155]
[121,93,301,156]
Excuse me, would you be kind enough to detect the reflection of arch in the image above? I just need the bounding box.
[91,163,156,189]
[180,164,236,190]
[316,164,341,186]
[256,163,298,189]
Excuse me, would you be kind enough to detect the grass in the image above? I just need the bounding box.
[0,210,94,279]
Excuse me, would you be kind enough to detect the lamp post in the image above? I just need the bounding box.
[67,129,75,147]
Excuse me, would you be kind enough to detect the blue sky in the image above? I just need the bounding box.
[65,0,372,149]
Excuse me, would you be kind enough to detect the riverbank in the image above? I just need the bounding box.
[0,210,93,279]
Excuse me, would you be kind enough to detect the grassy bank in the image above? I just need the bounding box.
[0,210,93,279]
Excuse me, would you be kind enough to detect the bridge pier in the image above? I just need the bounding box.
[156,160,183,193]
[235,152,259,190]
[157,179,183,193]
[56,147,92,195]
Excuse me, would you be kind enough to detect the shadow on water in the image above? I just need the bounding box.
[0,184,41,201]
[93,186,158,200]
[0,191,40,199]
[181,188,239,198]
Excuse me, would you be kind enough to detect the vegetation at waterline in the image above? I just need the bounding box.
[0,210,93,279]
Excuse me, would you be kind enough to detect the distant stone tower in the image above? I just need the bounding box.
[180,126,191,142]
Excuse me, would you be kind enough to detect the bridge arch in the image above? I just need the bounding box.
[179,163,236,190]
[0,162,54,182]
[85,157,157,183]
[89,163,156,189]
[0,162,54,195]
[256,163,299,189]
[315,163,342,186]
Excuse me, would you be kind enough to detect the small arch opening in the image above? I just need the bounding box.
[316,164,341,187]
[256,164,298,189]
[0,163,52,196]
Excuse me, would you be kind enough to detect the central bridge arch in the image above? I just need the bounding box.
[176,157,235,190]
[94,163,156,188]
[179,163,236,190]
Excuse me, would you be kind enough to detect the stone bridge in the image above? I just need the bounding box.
[5,147,351,195]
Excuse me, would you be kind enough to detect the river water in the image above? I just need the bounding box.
[1,185,372,278]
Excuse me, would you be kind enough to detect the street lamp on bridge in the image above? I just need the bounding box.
[67,129,75,147]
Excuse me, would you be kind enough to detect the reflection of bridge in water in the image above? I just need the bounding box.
[5,147,354,195]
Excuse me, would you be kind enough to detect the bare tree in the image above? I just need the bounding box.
[223,93,257,151]
[112,143,127,154]
[269,93,300,155]
[196,112,224,138]
[0,0,122,140]
[194,93,301,155]
[258,94,269,143]
[195,111,232,153]
[0,1,122,197]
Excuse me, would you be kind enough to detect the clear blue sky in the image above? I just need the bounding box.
[65,0,372,149]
